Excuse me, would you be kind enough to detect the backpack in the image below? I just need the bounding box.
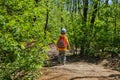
[57,36,67,48]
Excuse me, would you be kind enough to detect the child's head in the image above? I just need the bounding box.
[61,28,66,34]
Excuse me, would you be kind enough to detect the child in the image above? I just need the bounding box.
[57,28,70,65]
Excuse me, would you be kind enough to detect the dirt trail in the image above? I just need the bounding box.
[38,45,120,80]
[39,62,120,80]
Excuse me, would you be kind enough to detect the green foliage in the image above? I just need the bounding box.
[0,0,120,79]
[0,0,49,80]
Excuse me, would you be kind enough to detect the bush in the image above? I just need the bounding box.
[0,0,49,79]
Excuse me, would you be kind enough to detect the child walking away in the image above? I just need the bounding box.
[57,28,70,65]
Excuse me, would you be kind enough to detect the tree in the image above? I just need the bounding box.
[0,0,49,79]
[44,0,49,38]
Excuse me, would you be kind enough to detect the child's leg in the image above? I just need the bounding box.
[63,51,66,64]
[60,51,66,65]
[58,51,62,64]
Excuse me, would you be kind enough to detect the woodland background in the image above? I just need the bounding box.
[0,0,120,80]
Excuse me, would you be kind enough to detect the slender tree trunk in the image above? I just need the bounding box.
[60,1,64,29]
[44,1,49,39]
[80,0,88,56]
[78,0,83,20]
[105,0,109,4]
[61,8,63,25]
[74,0,77,13]
[78,0,80,13]
[35,0,39,6]
[66,0,70,11]
[90,1,99,31]
[87,1,99,53]
[44,10,49,38]
[35,0,38,3]
[83,0,88,22]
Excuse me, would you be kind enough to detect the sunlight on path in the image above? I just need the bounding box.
[38,62,120,80]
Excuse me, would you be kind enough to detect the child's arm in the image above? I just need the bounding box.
[66,37,71,50]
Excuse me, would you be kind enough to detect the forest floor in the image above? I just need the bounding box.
[38,44,120,80]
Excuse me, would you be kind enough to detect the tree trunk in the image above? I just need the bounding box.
[78,0,80,13]
[44,1,49,39]
[90,1,99,30]
[83,0,88,22]
[105,0,109,4]
[80,0,88,56]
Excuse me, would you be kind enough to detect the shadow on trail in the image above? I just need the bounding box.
[46,74,64,80]
[42,73,120,80]
[44,54,103,67]
[70,76,108,80]
[70,74,120,80]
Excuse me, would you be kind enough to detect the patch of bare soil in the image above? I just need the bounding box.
[39,61,120,80]
[38,45,120,80]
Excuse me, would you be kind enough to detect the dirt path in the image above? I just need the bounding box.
[38,45,120,80]
[39,61,120,80]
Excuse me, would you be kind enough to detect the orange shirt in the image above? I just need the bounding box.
[57,35,69,51]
